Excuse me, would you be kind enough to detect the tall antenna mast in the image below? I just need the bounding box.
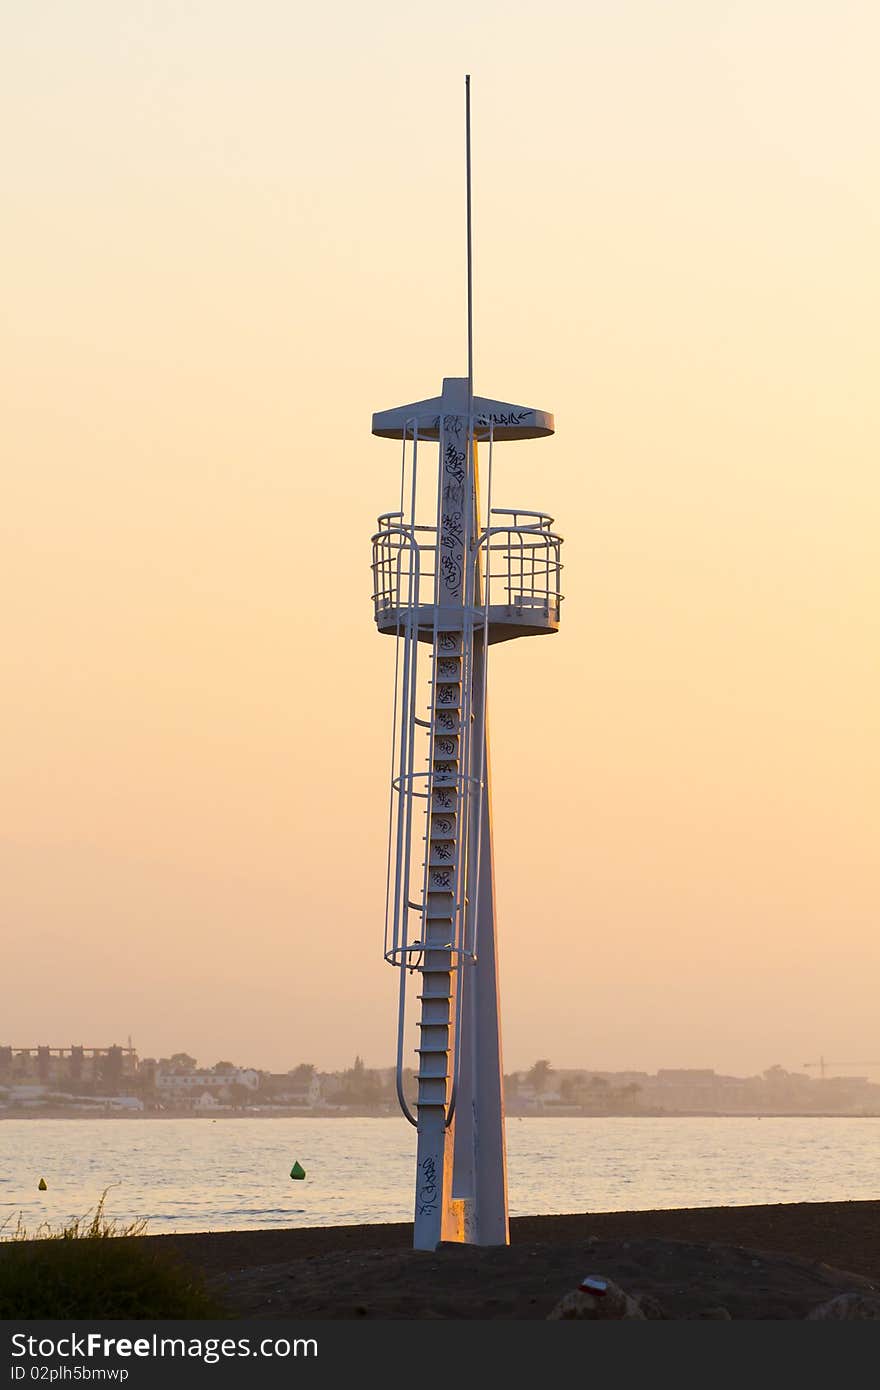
[465,74,474,417]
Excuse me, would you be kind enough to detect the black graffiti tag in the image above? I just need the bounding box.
[418,1154,438,1214]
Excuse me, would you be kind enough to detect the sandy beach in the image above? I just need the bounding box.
[146,1200,880,1319]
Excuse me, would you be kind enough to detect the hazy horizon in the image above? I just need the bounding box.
[6,1044,877,1086]
[2,2,877,1078]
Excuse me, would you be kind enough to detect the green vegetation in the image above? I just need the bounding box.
[0,1192,222,1319]
[526,1059,554,1094]
[333,1054,387,1106]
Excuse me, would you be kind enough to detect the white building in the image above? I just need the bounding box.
[155,1068,259,1097]
[194,1091,224,1112]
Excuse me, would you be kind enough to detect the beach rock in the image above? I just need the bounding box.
[633,1292,669,1320]
[688,1307,733,1320]
[548,1277,646,1320]
[806,1293,880,1320]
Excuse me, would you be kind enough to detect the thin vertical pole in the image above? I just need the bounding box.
[465,74,474,416]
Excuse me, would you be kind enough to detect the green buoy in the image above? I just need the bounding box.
[289,1161,306,1181]
[38,1178,47,1191]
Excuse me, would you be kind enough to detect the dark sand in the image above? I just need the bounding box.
[149,1201,880,1320]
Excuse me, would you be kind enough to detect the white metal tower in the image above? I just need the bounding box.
[370,80,564,1251]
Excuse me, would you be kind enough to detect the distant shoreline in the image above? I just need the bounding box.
[3,1108,880,1121]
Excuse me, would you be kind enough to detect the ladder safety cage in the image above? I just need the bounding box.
[374,426,482,1128]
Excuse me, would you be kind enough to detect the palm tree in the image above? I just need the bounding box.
[527,1059,553,1095]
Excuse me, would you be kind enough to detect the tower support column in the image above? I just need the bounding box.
[451,644,508,1245]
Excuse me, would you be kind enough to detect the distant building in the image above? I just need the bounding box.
[193,1091,224,1112]
[263,1072,323,1106]
[0,1045,137,1091]
[5,1085,50,1106]
[155,1068,260,1103]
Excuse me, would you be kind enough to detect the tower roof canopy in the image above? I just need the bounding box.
[372,377,554,442]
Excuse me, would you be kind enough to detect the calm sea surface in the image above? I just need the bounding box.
[2,1117,878,1236]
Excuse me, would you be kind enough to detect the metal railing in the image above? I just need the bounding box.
[371,509,564,630]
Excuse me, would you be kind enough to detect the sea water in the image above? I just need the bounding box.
[2,1115,878,1235]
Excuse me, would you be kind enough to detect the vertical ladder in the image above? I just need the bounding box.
[412,628,468,1247]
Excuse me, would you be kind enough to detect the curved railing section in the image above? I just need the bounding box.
[372,509,564,636]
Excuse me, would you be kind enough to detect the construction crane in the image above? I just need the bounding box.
[803,1057,880,1080]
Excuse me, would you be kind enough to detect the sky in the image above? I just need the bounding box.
[2,1,878,1078]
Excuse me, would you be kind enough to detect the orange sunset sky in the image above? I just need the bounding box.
[2,1,878,1076]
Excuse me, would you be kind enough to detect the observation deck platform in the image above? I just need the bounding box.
[371,508,564,645]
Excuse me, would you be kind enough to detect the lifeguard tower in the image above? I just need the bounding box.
[370,82,564,1251]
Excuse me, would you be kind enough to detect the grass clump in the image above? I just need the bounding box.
[0,1191,222,1318]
